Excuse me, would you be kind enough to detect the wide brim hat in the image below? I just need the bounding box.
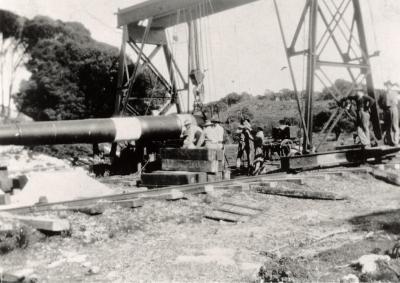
[204,120,213,127]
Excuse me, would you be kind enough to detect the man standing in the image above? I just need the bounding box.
[382,82,400,146]
[182,119,203,148]
[236,118,253,168]
[348,88,375,147]
[203,119,220,148]
[253,126,265,173]
[212,118,225,149]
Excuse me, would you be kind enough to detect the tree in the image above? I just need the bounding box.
[12,14,168,121]
[0,10,27,116]
[222,92,242,106]
[13,15,119,120]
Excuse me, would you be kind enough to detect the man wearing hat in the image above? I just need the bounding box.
[202,119,221,148]
[348,87,375,147]
[182,119,203,148]
[236,118,253,169]
[382,81,400,146]
[211,117,225,148]
[253,126,265,173]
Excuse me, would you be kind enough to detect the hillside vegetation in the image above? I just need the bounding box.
[205,92,331,141]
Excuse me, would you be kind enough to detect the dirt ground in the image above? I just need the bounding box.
[1,169,400,282]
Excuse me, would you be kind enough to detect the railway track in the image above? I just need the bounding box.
[0,166,372,215]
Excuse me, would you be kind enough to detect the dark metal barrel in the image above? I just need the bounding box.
[0,114,194,145]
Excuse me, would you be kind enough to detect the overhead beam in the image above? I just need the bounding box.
[117,0,260,28]
[127,24,167,45]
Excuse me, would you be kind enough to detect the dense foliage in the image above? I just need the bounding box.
[0,10,170,121]
[10,15,120,120]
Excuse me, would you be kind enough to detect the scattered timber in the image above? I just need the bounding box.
[0,168,363,215]
[217,203,260,216]
[204,210,248,223]
[160,148,224,161]
[162,159,223,173]
[112,198,144,208]
[72,203,107,215]
[222,200,264,211]
[370,169,400,186]
[254,185,347,200]
[141,170,207,187]
[0,214,70,232]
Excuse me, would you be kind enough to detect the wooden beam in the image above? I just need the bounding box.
[1,214,70,232]
[371,169,400,186]
[128,24,167,45]
[162,159,223,173]
[221,200,264,212]
[118,0,260,27]
[255,186,347,200]
[113,198,144,208]
[217,204,260,216]
[160,148,224,161]
[204,210,248,223]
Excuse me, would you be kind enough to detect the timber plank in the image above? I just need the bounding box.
[217,204,259,216]
[3,215,70,232]
[72,203,107,215]
[255,186,346,200]
[371,169,400,186]
[166,189,185,200]
[222,200,264,211]
[162,159,223,173]
[161,148,224,161]
[375,164,400,171]
[260,177,305,185]
[113,198,144,208]
[213,183,249,192]
[204,210,248,222]
[207,172,223,182]
[0,191,10,205]
[141,171,206,186]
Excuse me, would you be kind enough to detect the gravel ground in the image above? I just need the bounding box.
[0,170,400,282]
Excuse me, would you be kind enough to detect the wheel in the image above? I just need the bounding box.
[280,139,293,156]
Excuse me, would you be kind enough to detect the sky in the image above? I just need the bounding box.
[2,0,400,106]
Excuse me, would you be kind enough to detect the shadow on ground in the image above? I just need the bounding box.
[349,209,400,235]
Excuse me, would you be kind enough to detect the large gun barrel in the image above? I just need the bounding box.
[0,114,194,145]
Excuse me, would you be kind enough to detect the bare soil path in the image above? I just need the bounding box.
[1,171,400,282]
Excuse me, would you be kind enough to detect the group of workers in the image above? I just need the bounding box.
[235,118,264,172]
[181,83,400,172]
[234,83,400,171]
[349,83,400,148]
[382,82,400,146]
[182,118,225,149]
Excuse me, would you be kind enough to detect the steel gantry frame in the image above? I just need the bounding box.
[110,0,260,164]
[113,0,380,157]
[113,0,259,119]
[273,0,381,153]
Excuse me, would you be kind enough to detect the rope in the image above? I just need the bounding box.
[207,0,218,102]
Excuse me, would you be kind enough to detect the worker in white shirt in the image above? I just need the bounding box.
[211,118,225,149]
[202,119,221,149]
[253,126,265,173]
[382,82,400,146]
[182,119,203,148]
